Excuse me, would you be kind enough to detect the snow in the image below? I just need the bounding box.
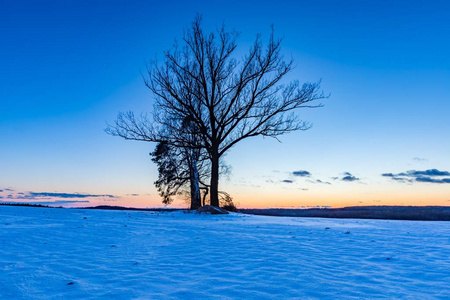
[1,206,449,299]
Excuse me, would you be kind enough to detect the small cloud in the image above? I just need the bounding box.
[292,170,311,177]
[4,188,14,191]
[126,194,140,196]
[0,190,3,192]
[342,175,358,182]
[282,179,294,183]
[341,172,360,182]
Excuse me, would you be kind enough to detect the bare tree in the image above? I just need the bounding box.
[107,16,326,207]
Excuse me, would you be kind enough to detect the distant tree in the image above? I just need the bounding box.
[150,141,201,209]
[149,115,206,209]
[107,16,325,207]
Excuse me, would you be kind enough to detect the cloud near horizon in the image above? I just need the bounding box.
[382,169,450,184]
[0,190,119,202]
[28,192,116,198]
[0,200,90,205]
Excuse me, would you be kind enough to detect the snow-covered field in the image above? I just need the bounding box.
[1,206,449,299]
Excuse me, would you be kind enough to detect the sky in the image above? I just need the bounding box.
[1,0,449,208]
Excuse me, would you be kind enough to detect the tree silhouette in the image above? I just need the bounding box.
[149,116,206,209]
[150,142,201,209]
[107,16,326,207]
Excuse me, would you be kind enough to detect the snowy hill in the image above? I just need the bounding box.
[1,206,449,299]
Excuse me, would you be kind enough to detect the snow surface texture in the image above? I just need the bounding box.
[0,206,449,299]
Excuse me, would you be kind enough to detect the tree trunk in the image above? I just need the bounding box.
[189,151,201,209]
[202,187,208,207]
[210,150,220,207]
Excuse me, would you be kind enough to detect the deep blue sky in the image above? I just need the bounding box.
[1,0,449,207]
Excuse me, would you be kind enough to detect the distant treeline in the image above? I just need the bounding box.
[240,206,450,221]
[82,205,185,212]
[0,203,50,208]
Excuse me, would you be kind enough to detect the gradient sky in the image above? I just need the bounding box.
[1,0,449,208]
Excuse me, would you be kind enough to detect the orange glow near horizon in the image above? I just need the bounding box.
[1,182,448,209]
[66,189,449,209]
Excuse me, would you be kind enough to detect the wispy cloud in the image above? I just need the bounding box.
[316,179,331,185]
[28,192,116,199]
[413,157,428,162]
[282,179,294,183]
[0,190,119,201]
[0,200,90,205]
[382,169,450,184]
[381,173,413,183]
